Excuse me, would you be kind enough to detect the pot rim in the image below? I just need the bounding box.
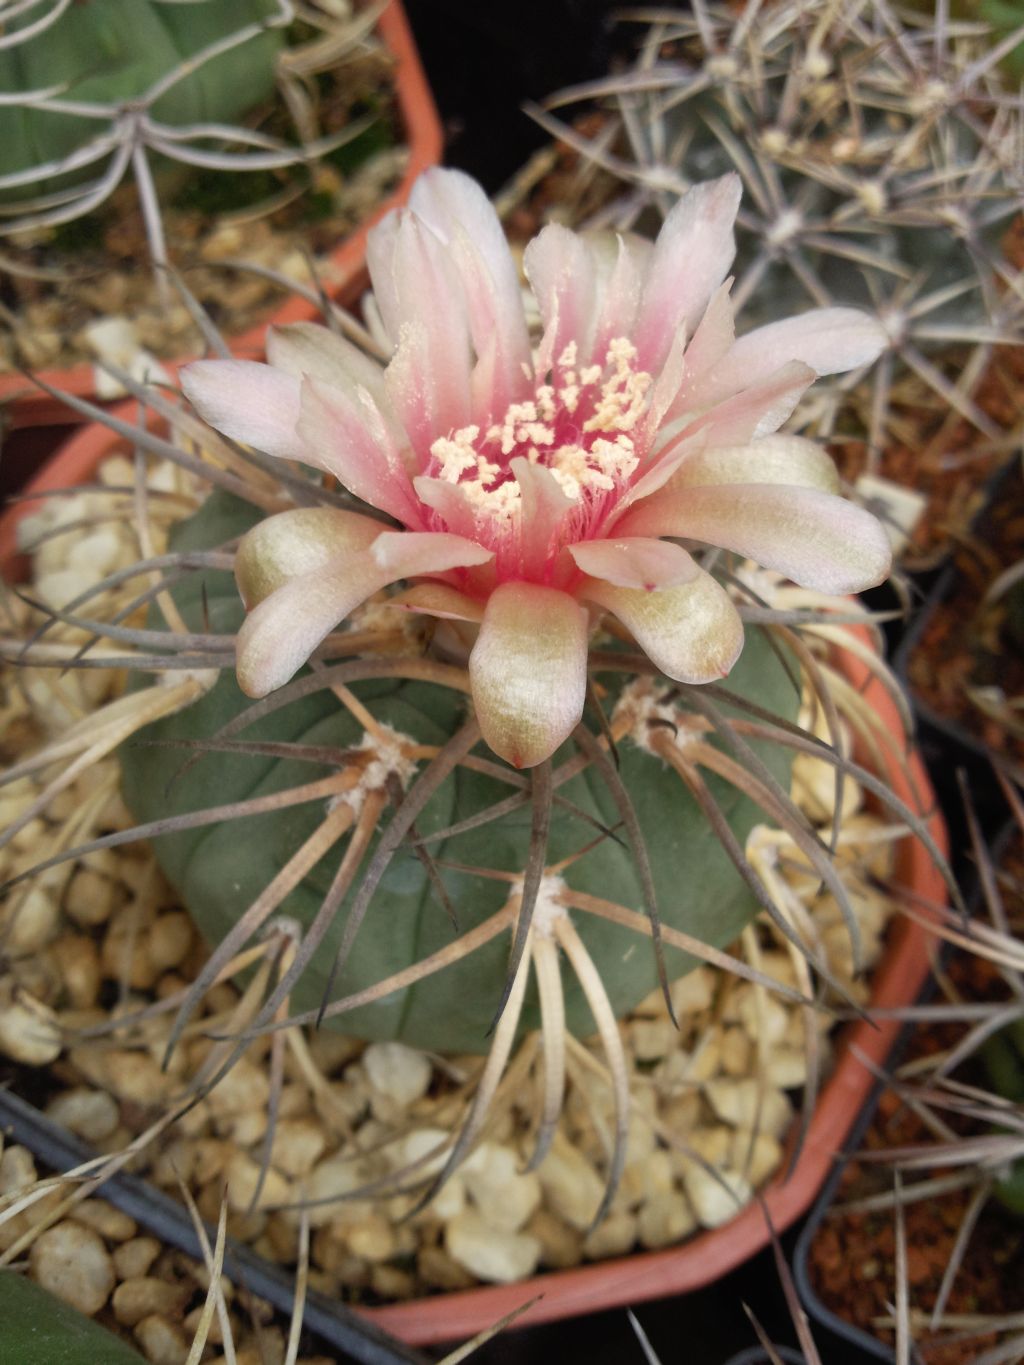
[0,414,947,1346]
[0,0,442,430]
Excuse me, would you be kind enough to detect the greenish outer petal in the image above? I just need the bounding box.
[235,507,385,607]
[120,491,799,1053]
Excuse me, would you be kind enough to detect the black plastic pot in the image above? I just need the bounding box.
[894,457,1023,870]
[792,1078,896,1363]
[0,1088,428,1365]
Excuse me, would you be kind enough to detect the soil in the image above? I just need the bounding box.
[808,936,1024,1361]
[0,43,402,373]
[905,455,1024,765]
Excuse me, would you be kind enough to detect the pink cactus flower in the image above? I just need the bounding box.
[182,169,890,768]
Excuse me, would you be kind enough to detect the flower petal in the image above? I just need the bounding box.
[236,553,387,698]
[385,318,473,469]
[297,376,420,524]
[235,507,385,608]
[569,536,699,590]
[370,530,492,576]
[469,582,588,768]
[586,229,653,364]
[267,322,391,413]
[387,582,484,622]
[582,570,744,683]
[682,360,817,445]
[618,483,893,594]
[635,173,742,373]
[412,476,480,539]
[181,360,302,460]
[524,223,597,371]
[690,307,887,409]
[512,457,574,578]
[408,169,532,416]
[669,434,840,494]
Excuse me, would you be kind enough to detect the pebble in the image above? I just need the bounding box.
[583,1211,637,1260]
[269,1118,328,1178]
[704,1079,793,1137]
[537,1138,604,1231]
[113,1237,162,1281]
[46,1088,120,1142]
[50,934,103,1008]
[462,1143,541,1233]
[29,1220,115,1316]
[682,1166,754,1229]
[637,1190,698,1248]
[73,1198,137,1242]
[362,1041,432,1109]
[112,1276,192,1326]
[445,1209,541,1284]
[225,1153,292,1214]
[133,1314,191,1365]
[0,987,62,1064]
[3,885,59,955]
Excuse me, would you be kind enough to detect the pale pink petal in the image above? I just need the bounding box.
[408,169,532,416]
[586,229,653,364]
[385,319,473,469]
[690,307,887,408]
[236,554,387,698]
[662,279,735,421]
[412,476,479,539]
[524,223,597,371]
[634,173,742,374]
[387,582,484,622]
[582,570,744,683]
[370,530,492,576]
[568,536,698,590]
[267,322,391,414]
[669,435,840,494]
[181,360,302,460]
[617,483,893,594]
[469,583,588,768]
[681,361,817,445]
[235,507,385,608]
[297,376,421,525]
[512,457,574,578]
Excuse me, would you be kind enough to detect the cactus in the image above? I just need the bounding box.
[0,0,375,299]
[531,0,1024,465]
[4,167,958,1216]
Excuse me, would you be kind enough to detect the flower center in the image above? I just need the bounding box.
[428,337,653,522]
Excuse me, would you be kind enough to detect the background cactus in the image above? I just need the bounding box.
[0,0,284,199]
[531,0,1024,469]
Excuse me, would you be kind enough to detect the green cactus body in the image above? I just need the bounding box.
[119,491,799,1054]
[0,0,284,198]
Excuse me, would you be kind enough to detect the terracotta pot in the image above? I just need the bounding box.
[0,0,442,430]
[0,419,947,1348]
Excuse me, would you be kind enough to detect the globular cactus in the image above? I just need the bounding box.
[6,166,957,1210]
[532,0,1024,465]
[0,0,285,200]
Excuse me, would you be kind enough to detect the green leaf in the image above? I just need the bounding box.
[120,492,798,1053]
[0,1272,145,1365]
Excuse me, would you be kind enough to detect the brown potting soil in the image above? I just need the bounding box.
[905,456,1024,765]
[808,949,1024,1362]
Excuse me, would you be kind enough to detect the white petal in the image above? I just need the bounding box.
[669,435,840,494]
[618,483,893,594]
[236,554,387,698]
[181,360,302,460]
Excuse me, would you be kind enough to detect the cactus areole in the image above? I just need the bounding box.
[122,169,892,1052]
